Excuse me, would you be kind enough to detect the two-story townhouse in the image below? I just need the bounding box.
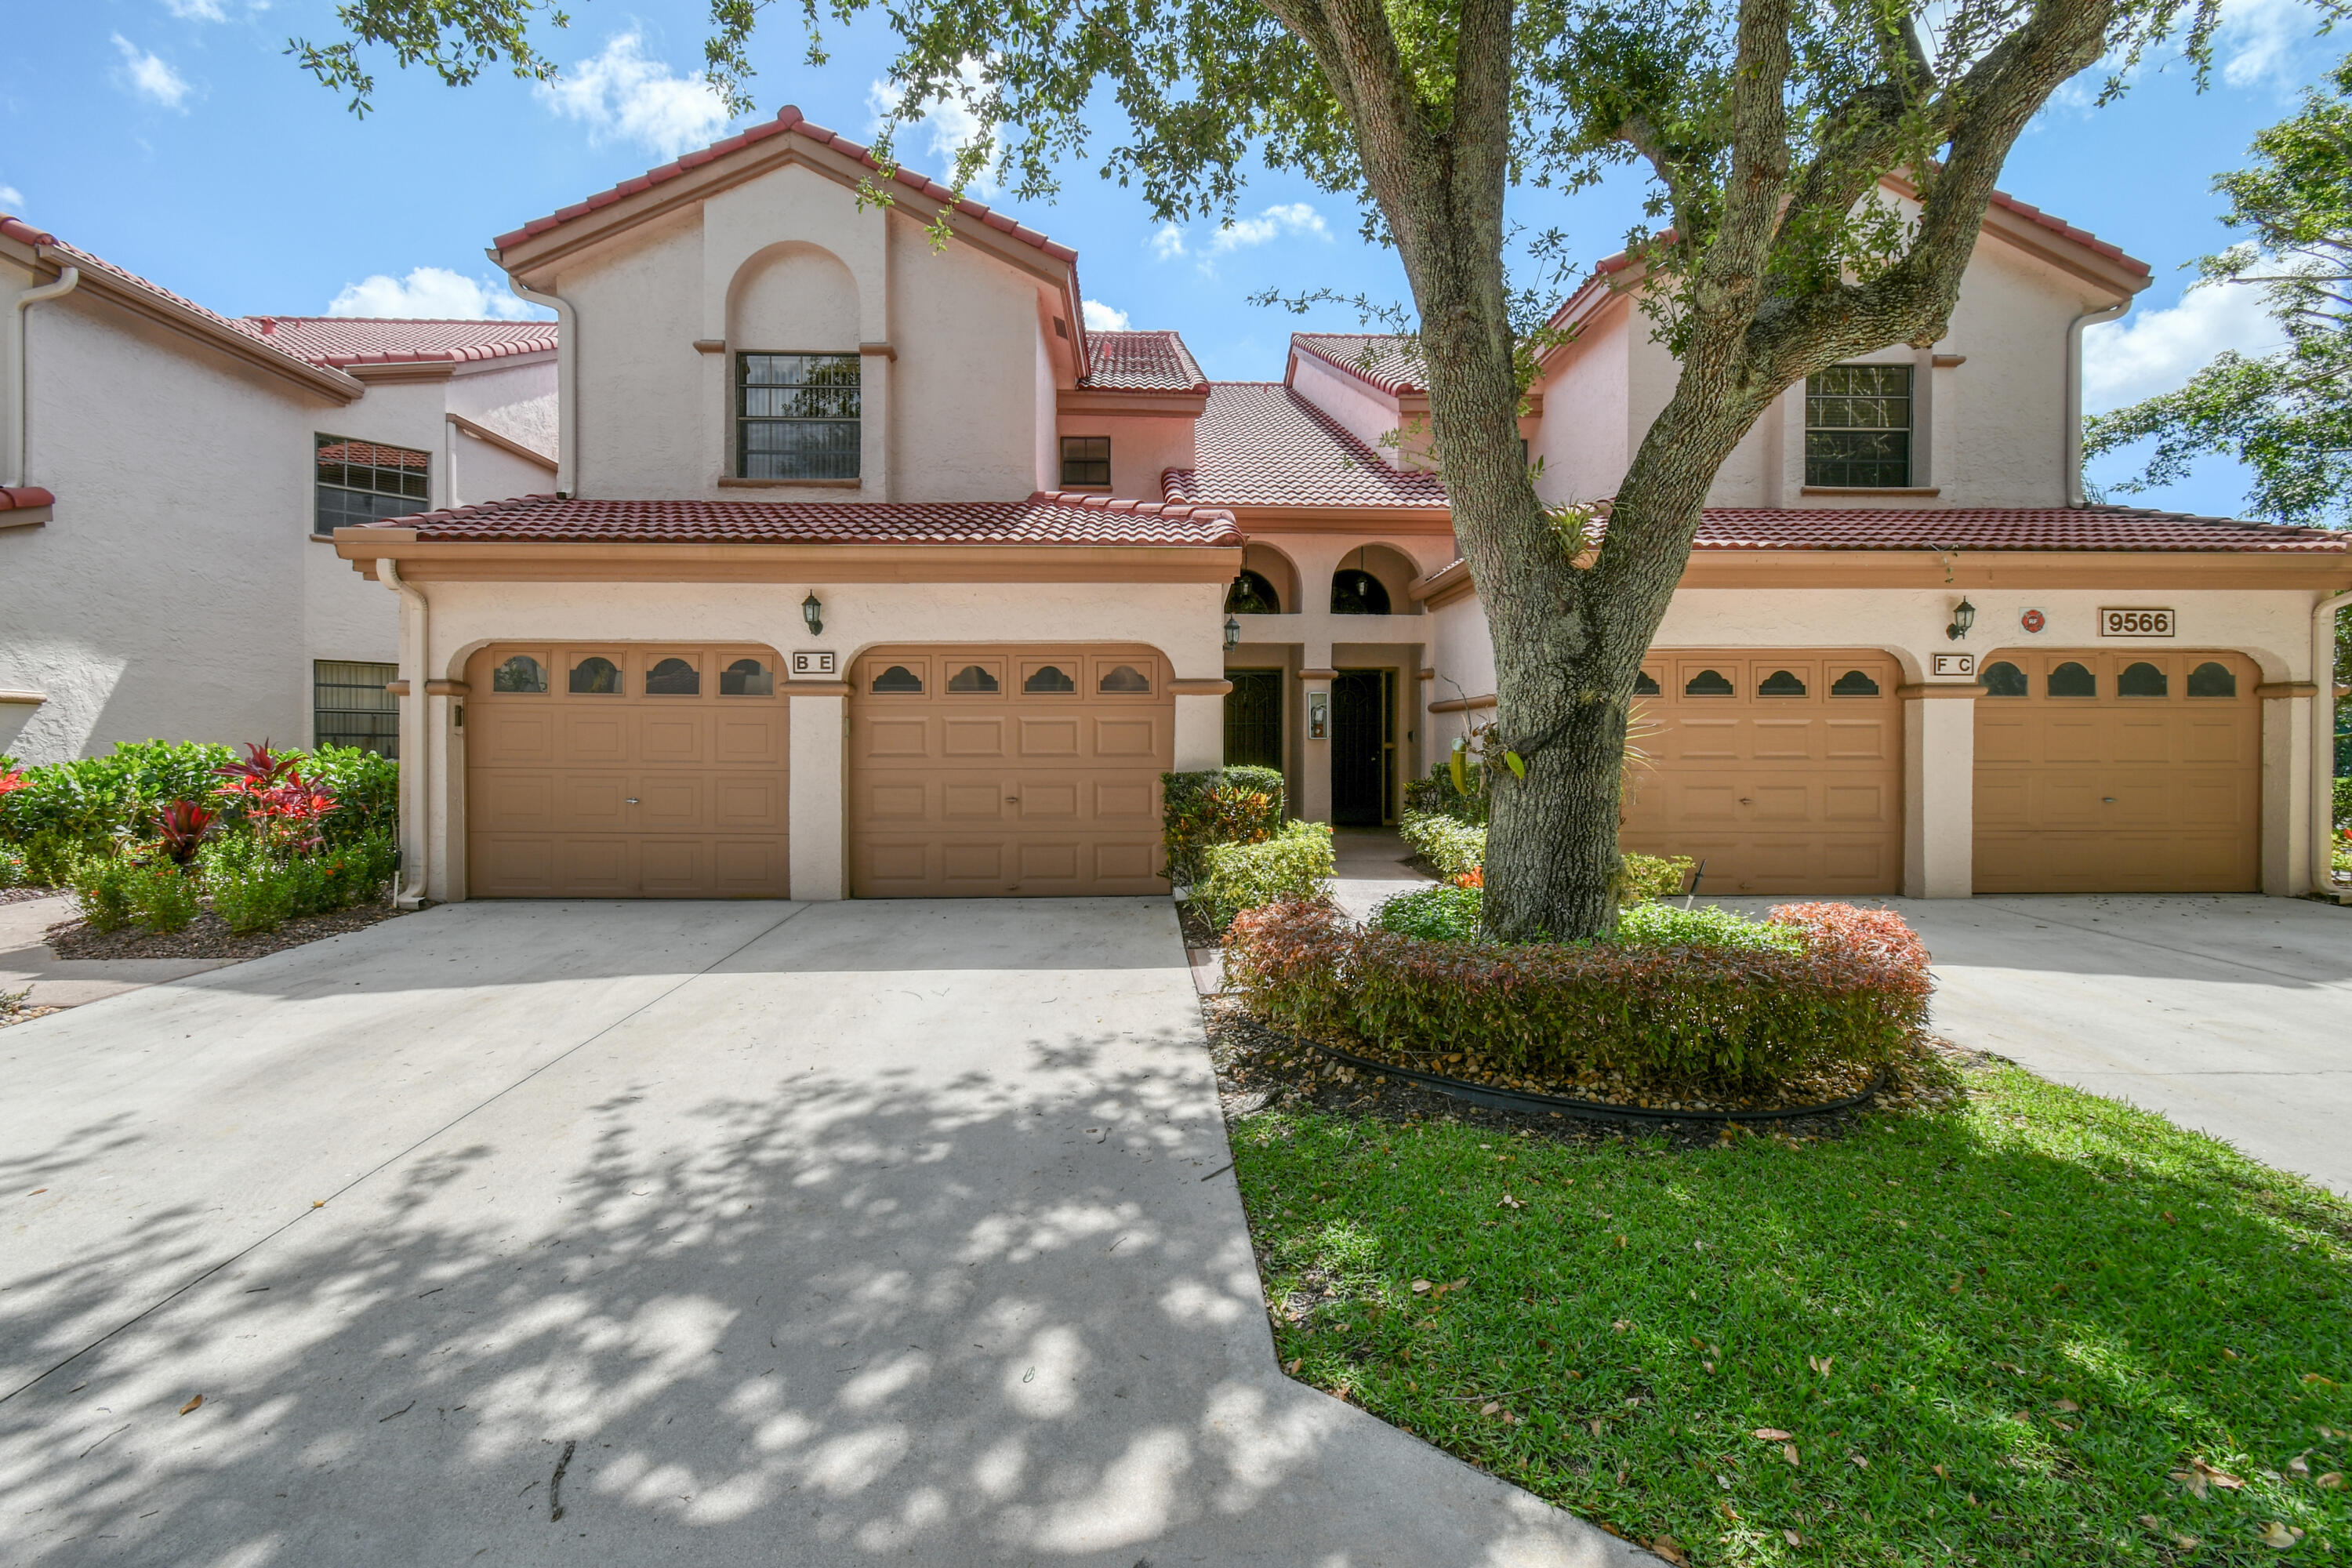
[328,107,2350,908]
[1,212,559,764]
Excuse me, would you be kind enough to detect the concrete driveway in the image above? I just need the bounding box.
[0,898,1639,1567]
[1718,894,2351,1195]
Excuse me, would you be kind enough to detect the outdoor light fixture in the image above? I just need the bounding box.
[1946,597,1976,641]
[1224,615,1241,651]
[801,591,825,637]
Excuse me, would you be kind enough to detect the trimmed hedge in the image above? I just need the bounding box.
[1193,821,1334,933]
[1396,811,1696,909]
[1162,765,1287,886]
[1226,898,1932,1091]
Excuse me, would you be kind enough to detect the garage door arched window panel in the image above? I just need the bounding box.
[720,658,774,696]
[1758,669,1809,698]
[947,662,1002,695]
[1096,662,1153,695]
[492,654,548,694]
[1022,663,1079,695]
[570,655,622,695]
[2188,661,2238,699]
[1830,669,1882,698]
[869,663,925,695]
[2119,661,2169,699]
[1683,668,1736,697]
[1983,661,2028,697]
[2047,661,2097,698]
[646,657,701,696]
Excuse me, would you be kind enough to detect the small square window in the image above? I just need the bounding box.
[315,434,430,535]
[313,659,399,756]
[1060,436,1111,488]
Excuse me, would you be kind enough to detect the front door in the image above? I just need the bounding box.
[1330,669,1394,826]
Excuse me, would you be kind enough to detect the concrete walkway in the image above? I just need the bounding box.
[0,898,1639,1567]
[0,893,230,1009]
[1327,827,1437,925]
[1716,893,2352,1195]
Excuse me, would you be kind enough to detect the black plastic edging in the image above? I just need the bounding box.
[1301,1040,1889,1124]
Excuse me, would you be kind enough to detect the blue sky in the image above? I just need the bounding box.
[1,0,2337,519]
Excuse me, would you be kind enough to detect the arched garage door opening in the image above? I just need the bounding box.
[464,643,789,897]
[849,644,1173,896]
[1973,648,2259,892]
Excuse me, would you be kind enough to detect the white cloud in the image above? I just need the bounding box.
[0,186,24,214]
[536,32,731,160]
[328,267,546,321]
[162,0,229,20]
[2215,0,2319,86]
[867,58,1003,196]
[1081,299,1131,332]
[2082,281,2281,412]
[1152,202,1330,270]
[112,34,191,110]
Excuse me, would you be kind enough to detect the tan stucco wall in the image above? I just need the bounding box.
[1287,352,1406,469]
[1049,412,1197,502]
[1529,298,1632,509]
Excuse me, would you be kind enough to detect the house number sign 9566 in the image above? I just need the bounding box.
[2100,607,2175,638]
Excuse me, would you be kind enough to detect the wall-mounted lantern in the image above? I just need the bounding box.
[1945,597,1976,642]
[802,591,825,637]
[1224,615,1241,651]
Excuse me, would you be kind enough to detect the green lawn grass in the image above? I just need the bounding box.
[1232,1058,2350,1565]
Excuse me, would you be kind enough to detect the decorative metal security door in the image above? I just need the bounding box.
[1223,669,1284,771]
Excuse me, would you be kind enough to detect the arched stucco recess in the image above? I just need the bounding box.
[1334,542,1425,615]
[1237,542,1301,612]
[728,241,861,352]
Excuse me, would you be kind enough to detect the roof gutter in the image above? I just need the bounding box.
[504,276,576,497]
[2064,299,2131,506]
[2314,589,2352,897]
[7,263,78,489]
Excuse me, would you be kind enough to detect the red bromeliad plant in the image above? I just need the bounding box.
[0,771,26,797]
[214,742,299,792]
[1225,899,1933,1093]
[240,778,339,854]
[153,800,218,865]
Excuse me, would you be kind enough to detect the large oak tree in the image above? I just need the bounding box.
[303,0,2223,938]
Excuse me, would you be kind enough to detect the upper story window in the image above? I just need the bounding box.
[738,353,860,481]
[315,435,430,535]
[1060,436,1112,488]
[1805,365,1912,488]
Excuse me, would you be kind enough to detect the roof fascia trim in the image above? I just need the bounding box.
[49,254,365,403]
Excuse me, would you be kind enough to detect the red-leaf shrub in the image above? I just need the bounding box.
[1224,899,1933,1091]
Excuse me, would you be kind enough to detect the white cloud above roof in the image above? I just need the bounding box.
[0,186,24,214]
[1082,299,1131,332]
[162,0,229,20]
[2082,280,2281,413]
[1152,203,1330,272]
[536,32,731,160]
[328,267,544,321]
[867,57,1003,198]
[112,34,191,110]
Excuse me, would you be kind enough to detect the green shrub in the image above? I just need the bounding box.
[0,740,397,858]
[1374,884,1485,942]
[1402,760,1488,825]
[302,829,397,911]
[1622,851,1698,903]
[1374,887,1803,953]
[0,842,24,889]
[129,865,202,934]
[205,860,300,935]
[1161,765,1287,885]
[2335,775,2351,831]
[1193,820,1334,932]
[1227,898,1930,1091]
[301,747,399,849]
[1398,811,1486,880]
[68,854,142,934]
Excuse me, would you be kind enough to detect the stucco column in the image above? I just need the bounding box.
[423,681,467,902]
[1171,677,1230,771]
[1900,684,1980,898]
[1298,666,1337,823]
[789,683,850,901]
[2257,680,2319,895]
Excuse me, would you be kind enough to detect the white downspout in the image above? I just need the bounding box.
[379,557,430,908]
[2064,299,2130,506]
[506,276,575,497]
[8,263,80,488]
[2314,590,2352,895]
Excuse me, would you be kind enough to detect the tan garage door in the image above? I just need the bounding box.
[1974,649,2259,893]
[464,644,789,898]
[850,644,1171,896]
[1621,649,1904,895]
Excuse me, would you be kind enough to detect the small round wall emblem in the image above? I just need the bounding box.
[2020,608,2047,633]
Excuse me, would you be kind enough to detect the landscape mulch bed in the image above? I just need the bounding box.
[46,902,406,963]
[1202,995,1966,1148]
[0,886,62,907]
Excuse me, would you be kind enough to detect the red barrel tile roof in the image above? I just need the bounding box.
[236,317,559,368]
[1689,505,2347,553]
[1165,383,1450,510]
[1077,330,1207,392]
[345,491,1243,547]
[0,485,56,513]
[1290,333,1425,395]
